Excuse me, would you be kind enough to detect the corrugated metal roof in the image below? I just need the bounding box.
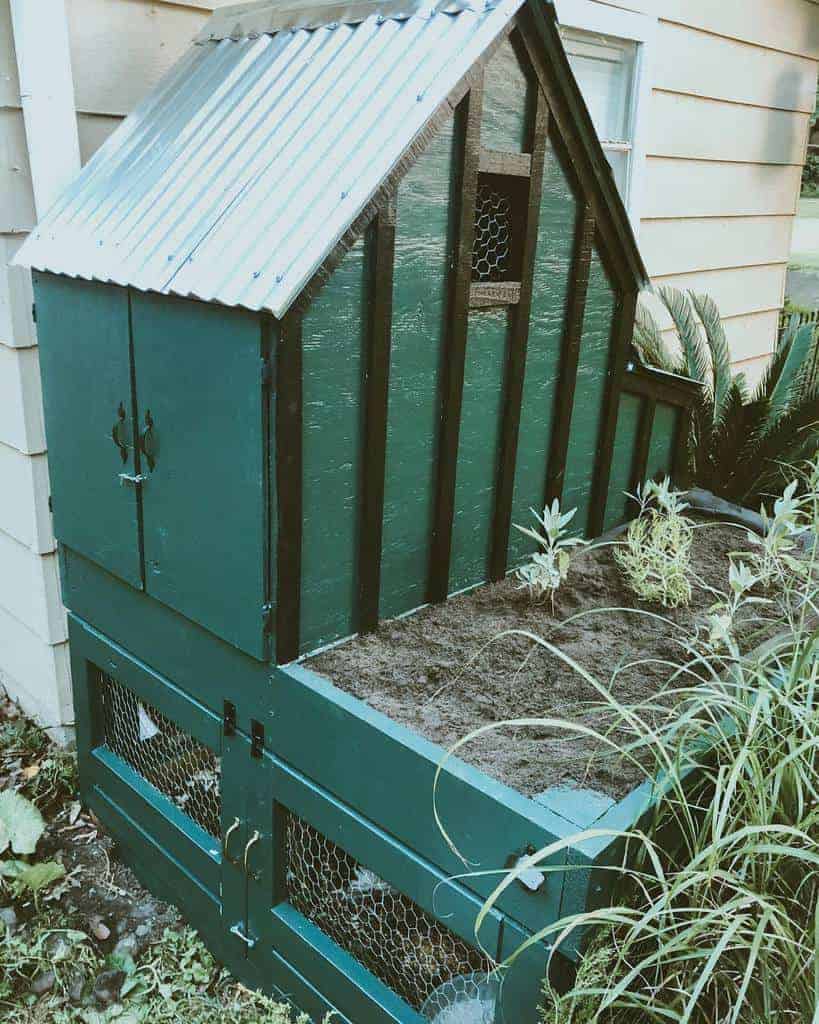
[15,0,524,319]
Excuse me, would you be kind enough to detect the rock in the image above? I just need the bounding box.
[92,969,126,1006]
[68,972,86,1004]
[0,907,17,931]
[112,933,139,960]
[129,901,156,923]
[31,970,56,996]
[90,917,111,941]
[135,923,151,939]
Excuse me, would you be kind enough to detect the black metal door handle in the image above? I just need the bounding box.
[111,402,128,463]
[139,410,156,471]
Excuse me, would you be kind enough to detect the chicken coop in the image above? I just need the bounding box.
[15,0,698,1020]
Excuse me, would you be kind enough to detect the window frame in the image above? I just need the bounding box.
[554,0,657,237]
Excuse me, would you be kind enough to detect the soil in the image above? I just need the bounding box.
[311,521,755,801]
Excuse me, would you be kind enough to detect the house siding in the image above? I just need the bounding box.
[590,0,818,382]
[0,0,217,734]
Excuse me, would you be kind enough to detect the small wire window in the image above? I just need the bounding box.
[471,173,525,284]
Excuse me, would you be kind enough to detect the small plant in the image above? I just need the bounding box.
[514,501,586,607]
[0,790,64,904]
[614,478,693,608]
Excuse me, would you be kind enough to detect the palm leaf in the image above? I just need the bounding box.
[633,299,677,372]
[657,286,710,387]
[768,323,817,419]
[734,397,819,504]
[690,292,732,423]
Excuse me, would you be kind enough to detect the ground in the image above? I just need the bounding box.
[0,691,306,1024]
[787,197,819,308]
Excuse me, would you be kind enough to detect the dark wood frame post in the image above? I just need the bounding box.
[587,288,638,537]
[428,79,484,603]
[358,200,397,633]
[489,85,550,581]
[276,310,303,664]
[544,202,595,506]
[629,396,656,510]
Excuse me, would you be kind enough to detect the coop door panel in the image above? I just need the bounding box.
[32,274,142,588]
[130,293,268,660]
[260,757,504,1024]
[68,618,253,973]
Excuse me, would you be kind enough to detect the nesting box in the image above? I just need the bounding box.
[15,0,697,1020]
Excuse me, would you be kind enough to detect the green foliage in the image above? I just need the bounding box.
[633,288,819,508]
[614,478,694,608]
[0,790,45,856]
[515,501,586,606]
[486,462,819,1023]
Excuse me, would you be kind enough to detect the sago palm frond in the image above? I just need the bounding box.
[657,285,710,387]
[690,291,732,424]
[633,300,677,373]
[632,289,819,509]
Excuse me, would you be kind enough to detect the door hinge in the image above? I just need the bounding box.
[223,700,236,737]
[262,603,274,636]
[31,302,36,323]
[261,357,273,389]
[251,719,264,759]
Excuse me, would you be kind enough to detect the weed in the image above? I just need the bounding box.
[515,501,586,607]
[614,478,694,608]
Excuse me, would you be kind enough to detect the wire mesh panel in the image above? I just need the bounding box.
[472,183,512,283]
[95,669,221,838]
[284,813,495,1015]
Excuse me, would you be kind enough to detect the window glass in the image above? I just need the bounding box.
[559,26,638,203]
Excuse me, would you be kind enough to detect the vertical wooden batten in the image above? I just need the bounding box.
[359,202,397,633]
[545,202,595,507]
[489,86,550,581]
[587,288,638,538]
[276,311,303,664]
[630,397,657,505]
[428,81,484,603]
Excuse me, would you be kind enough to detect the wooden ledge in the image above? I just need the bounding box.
[469,281,522,308]
[479,149,532,177]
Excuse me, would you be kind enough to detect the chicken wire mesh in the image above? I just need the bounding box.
[472,183,513,282]
[96,669,221,838]
[284,813,496,1016]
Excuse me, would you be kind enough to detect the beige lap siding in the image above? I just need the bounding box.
[587,0,819,377]
[0,0,219,732]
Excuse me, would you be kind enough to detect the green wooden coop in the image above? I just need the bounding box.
[15,0,698,1020]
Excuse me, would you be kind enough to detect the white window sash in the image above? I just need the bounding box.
[553,0,657,237]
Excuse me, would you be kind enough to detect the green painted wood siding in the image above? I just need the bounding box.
[482,35,532,152]
[379,122,458,618]
[508,143,578,565]
[33,275,143,589]
[604,393,641,531]
[647,402,680,483]
[450,309,510,592]
[562,251,618,536]
[131,294,268,660]
[300,237,371,652]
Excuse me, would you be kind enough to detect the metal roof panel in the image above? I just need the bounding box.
[15,0,523,318]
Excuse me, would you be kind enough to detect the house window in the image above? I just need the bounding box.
[554,0,657,232]
[560,28,637,198]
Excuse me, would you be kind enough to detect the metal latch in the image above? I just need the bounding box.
[229,923,256,949]
[119,472,146,488]
[223,700,236,737]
